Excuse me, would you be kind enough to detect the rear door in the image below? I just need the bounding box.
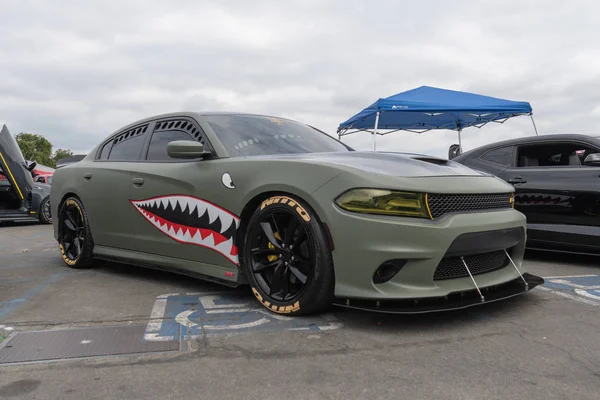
[499,140,600,251]
[0,125,34,205]
[79,123,150,248]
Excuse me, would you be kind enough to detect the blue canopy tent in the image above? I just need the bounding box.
[337,86,537,152]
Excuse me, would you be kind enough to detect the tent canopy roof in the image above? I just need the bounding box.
[338,86,533,134]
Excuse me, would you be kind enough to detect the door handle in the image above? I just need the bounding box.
[132,177,144,186]
[83,173,92,180]
[507,177,527,184]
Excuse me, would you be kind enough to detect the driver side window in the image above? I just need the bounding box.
[146,130,196,161]
[516,142,599,167]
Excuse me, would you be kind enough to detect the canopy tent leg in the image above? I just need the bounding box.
[530,114,539,136]
[458,127,463,153]
[372,111,380,151]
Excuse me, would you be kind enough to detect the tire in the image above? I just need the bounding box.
[38,197,52,224]
[57,196,95,269]
[242,194,334,316]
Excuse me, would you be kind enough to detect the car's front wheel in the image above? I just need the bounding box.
[57,196,94,268]
[242,194,334,316]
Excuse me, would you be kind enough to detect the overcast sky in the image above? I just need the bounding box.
[1,0,599,157]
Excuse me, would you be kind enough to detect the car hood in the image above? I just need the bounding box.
[0,124,34,200]
[255,151,490,178]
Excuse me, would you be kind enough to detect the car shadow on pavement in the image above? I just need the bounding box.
[524,249,600,267]
[332,294,541,333]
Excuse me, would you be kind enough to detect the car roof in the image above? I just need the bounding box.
[108,111,300,136]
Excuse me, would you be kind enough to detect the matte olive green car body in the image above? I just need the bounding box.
[51,112,541,313]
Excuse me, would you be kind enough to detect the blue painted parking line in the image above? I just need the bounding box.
[144,291,342,341]
[541,274,600,306]
[0,270,72,320]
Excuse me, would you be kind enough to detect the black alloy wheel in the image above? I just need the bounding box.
[248,210,313,302]
[58,197,94,268]
[243,195,334,315]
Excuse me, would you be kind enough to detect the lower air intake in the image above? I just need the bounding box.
[433,250,509,281]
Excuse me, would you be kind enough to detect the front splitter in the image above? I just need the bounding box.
[333,273,544,314]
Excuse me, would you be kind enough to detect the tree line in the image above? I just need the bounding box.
[15,133,74,169]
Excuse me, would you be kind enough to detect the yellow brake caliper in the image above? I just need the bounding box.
[268,232,282,262]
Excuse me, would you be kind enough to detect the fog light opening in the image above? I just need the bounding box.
[373,260,406,284]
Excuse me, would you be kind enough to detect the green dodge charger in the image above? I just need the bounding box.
[50,112,543,315]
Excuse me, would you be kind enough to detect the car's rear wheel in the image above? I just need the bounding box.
[58,197,94,268]
[242,195,334,316]
[39,197,52,224]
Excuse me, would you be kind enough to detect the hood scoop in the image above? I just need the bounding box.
[410,156,450,166]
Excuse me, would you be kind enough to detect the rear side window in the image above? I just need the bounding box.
[480,146,514,167]
[146,130,195,160]
[107,125,148,161]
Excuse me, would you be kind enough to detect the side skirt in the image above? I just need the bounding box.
[92,245,240,288]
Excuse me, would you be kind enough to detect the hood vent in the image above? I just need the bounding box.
[411,156,449,166]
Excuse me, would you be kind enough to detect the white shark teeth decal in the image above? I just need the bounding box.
[131,195,241,265]
[218,212,234,234]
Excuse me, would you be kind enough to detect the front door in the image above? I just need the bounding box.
[500,140,600,251]
[126,118,240,273]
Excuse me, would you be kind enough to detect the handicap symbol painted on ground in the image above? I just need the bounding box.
[144,291,342,341]
[542,274,600,306]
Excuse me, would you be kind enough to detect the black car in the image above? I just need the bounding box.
[451,134,600,256]
[0,124,52,224]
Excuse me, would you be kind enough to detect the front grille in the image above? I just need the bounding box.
[427,193,513,219]
[433,250,509,280]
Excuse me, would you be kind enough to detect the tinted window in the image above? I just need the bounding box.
[204,114,350,157]
[108,134,146,160]
[516,142,600,167]
[480,146,514,166]
[146,130,195,160]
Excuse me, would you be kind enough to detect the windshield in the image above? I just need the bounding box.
[203,114,351,157]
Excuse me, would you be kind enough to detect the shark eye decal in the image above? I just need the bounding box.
[221,172,235,189]
[130,195,241,265]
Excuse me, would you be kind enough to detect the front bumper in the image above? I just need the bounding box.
[325,205,533,301]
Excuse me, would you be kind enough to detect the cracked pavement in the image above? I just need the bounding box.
[1,224,600,399]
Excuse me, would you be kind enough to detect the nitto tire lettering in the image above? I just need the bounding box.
[252,287,300,314]
[260,196,311,222]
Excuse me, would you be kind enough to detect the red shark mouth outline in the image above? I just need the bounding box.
[130,194,241,265]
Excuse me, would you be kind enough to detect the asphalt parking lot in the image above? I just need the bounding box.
[1,224,600,399]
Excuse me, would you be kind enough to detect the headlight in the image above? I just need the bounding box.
[335,189,432,219]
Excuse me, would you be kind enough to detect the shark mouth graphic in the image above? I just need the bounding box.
[130,195,241,265]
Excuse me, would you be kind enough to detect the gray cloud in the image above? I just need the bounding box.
[1,0,599,157]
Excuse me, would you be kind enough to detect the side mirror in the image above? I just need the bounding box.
[583,153,600,166]
[167,140,209,159]
[448,144,462,160]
